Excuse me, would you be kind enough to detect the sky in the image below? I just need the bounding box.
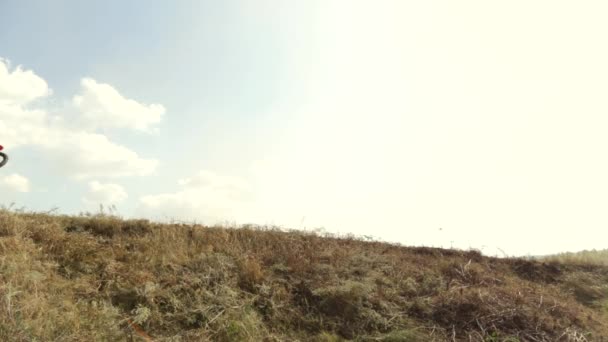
[1,0,608,257]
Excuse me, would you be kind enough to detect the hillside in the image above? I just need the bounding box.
[540,249,608,267]
[0,209,607,341]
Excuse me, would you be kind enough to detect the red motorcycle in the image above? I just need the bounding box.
[0,145,7,168]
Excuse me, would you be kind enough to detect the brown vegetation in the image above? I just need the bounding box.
[0,209,607,341]
[540,249,608,267]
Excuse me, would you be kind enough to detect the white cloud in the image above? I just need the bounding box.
[0,58,160,179]
[73,78,165,132]
[139,170,253,223]
[0,58,51,105]
[40,131,158,179]
[83,181,128,205]
[178,170,250,195]
[0,102,49,148]
[1,173,30,193]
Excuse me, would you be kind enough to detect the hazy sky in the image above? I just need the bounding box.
[1,0,608,256]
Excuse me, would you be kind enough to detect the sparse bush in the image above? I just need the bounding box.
[238,257,265,292]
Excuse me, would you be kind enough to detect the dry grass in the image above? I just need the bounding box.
[540,249,608,267]
[1,208,607,341]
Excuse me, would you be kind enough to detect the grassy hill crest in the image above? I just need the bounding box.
[1,209,607,341]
